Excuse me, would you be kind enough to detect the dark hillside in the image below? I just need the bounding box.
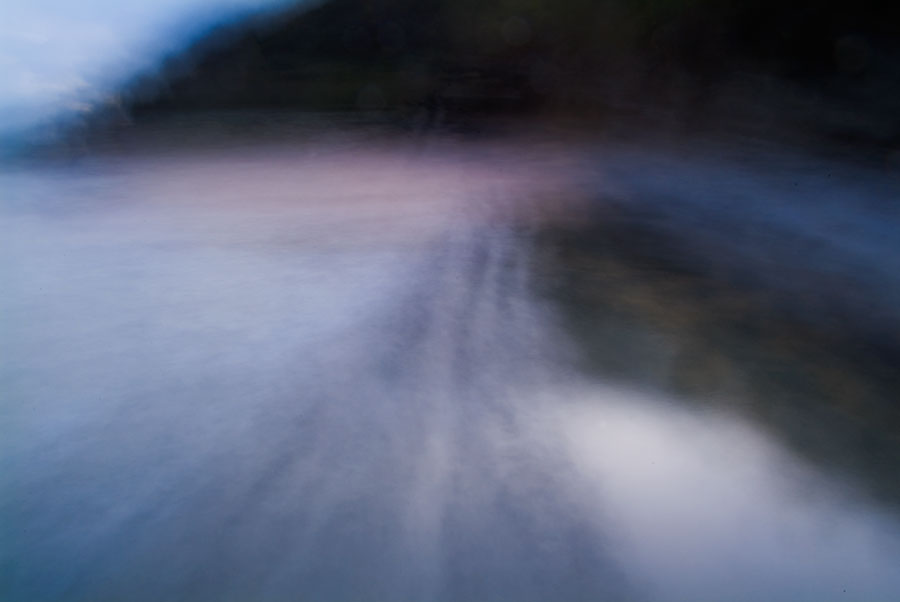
[116,0,900,144]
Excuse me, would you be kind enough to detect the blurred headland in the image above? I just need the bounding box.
[67,0,900,156]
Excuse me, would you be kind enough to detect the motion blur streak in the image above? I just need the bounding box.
[2,138,900,601]
[1,142,620,601]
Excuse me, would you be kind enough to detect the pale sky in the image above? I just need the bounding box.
[0,0,294,134]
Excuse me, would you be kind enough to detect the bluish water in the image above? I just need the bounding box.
[2,137,899,601]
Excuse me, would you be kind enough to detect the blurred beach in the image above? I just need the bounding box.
[3,124,900,601]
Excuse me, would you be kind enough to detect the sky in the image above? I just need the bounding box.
[0,0,294,135]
